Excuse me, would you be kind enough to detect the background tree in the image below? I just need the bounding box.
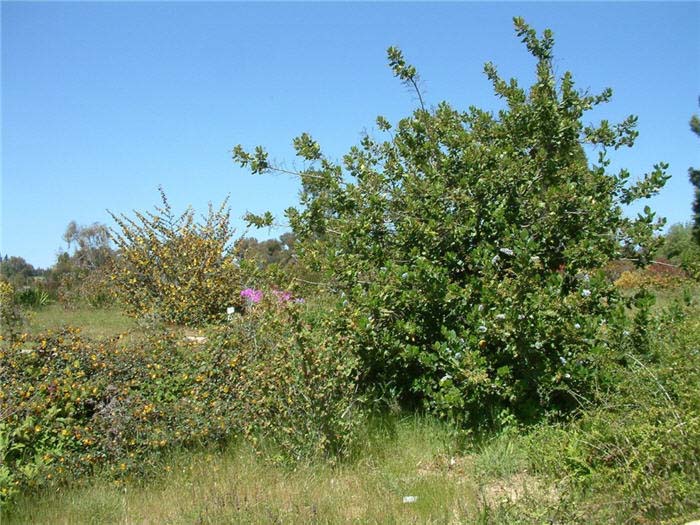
[654,222,700,280]
[0,255,41,289]
[235,18,669,424]
[235,233,296,268]
[690,100,700,244]
[61,221,113,270]
[47,221,115,306]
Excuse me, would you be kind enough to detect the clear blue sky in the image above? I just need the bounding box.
[2,2,699,268]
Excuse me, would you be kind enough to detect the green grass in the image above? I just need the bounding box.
[2,414,568,524]
[5,416,534,524]
[25,304,136,339]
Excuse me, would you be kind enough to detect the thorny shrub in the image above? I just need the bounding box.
[109,189,245,326]
[209,292,361,463]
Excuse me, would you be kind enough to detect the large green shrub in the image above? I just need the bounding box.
[234,19,669,424]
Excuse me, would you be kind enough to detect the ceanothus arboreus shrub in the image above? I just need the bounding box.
[233,19,669,424]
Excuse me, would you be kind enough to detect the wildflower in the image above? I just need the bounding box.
[272,290,293,303]
[240,288,263,303]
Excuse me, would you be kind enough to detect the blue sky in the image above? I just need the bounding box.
[2,2,699,268]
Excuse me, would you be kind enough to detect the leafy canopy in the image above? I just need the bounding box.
[689,100,700,244]
[234,18,669,423]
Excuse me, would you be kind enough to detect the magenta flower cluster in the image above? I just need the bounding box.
[273,290,293,302]
[240,288,263,303]
[240,288,304,305]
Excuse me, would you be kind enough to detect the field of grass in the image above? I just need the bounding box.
[26,304,136,339]
[4,415,556,525]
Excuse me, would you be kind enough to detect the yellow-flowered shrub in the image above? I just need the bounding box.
[109,190,245,326]
[0,327,239,507]
[0,279,24,341]
[614,260,688,291]
[0,294,361,509]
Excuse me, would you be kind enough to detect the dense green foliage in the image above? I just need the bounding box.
[689,103,700,243]
[235,233,296,268]
[234,19,669,424]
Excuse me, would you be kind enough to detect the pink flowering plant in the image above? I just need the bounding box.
[240,288,263,304]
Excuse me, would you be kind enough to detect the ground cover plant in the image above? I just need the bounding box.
[0,289,360,508]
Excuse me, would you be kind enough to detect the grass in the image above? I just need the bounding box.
[5,416,534,524]
[26,304,136,339]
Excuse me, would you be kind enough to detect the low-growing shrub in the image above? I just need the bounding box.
[526,300,700,524]
[207,293,362,463]
[14,287,51,309]
[57,267,114,309]
[0,290,361,509]
[0,328,230,506]
[615,260,688,291]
